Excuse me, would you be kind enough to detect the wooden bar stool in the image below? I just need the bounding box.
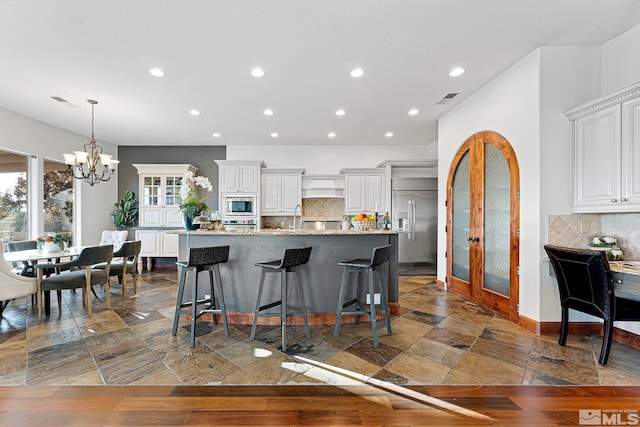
[172,245,230,347]
[334,244,392,348]
[250,246,312,352]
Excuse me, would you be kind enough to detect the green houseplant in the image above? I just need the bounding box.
[112,190,139,230]
[178,171,213,230]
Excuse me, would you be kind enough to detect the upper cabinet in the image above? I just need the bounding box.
[261,169,304,215]
[133,164,198,227]
[215,160,264,193]
[340,168,386,215]
[565,82,640,213]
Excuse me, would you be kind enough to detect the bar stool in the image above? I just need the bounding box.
[250,246,312,351]
[172,245,230,347]
[334,244,392,348]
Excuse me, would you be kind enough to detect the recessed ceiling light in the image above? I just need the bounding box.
[408,109,419,116]
[449,67,465,77]
[263,109,274,116]
[189,109,200,116]
[149,68,165,77]
[350,68,364,78]
[328,132,336,138]
[385,132,394,138]
[251,68,265,77]
[335,109,346,116]
[270,132,278,138]
[212,133,221,138]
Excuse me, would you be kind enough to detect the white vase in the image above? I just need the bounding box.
[42,241,61,253]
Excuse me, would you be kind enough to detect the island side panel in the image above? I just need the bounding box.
[178,233,398,318]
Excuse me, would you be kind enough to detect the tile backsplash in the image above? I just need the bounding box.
[262,198,344,229]
[548,213,640,260]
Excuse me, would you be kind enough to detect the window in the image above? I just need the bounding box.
[0,150,29,243]
[44,160,73,244]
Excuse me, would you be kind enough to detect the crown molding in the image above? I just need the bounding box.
[564,81,640,120]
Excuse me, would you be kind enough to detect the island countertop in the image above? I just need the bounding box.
[167,228,401,236]
[173,228,400,323]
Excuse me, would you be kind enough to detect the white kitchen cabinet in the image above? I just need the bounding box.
[135,230,179,272]
[215,160,264,193]
[340,168,386,215]
[565,82,640,213]
[133,164,198,226]
[261,169,304,215]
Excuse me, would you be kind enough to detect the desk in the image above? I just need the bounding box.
[610,261,640,299]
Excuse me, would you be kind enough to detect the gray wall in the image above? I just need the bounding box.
[117,145,226,213]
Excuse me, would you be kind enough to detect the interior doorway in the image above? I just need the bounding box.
[446,131,520,321]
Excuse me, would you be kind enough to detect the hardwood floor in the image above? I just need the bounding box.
[0,384,639,426]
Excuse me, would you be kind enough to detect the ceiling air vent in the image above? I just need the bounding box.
[49,96,80,107]
[435,92,459,105]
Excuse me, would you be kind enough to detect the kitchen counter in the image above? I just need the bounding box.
[168,228,400,236]
[172,228,399,324]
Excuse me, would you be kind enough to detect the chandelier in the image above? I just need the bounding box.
[62,99,119,186]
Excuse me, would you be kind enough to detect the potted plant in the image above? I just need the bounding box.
[178,171,213,230]
[112,190,139,230]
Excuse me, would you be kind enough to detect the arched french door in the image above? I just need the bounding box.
[446,131,520,321]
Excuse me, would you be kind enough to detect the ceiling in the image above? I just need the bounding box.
[0,1,639,147]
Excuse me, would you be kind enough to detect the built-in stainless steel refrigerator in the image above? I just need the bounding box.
[392,178,437,275]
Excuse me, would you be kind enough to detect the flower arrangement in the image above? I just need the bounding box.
[591,235,617,248]
[36,233,72,252]
[178,171,213,220]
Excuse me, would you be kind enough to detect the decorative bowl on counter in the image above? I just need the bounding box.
[351,220,374,231]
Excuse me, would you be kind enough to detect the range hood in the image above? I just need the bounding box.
[302,174,345,199]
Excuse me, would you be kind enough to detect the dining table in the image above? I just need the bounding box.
[4,246,89,316]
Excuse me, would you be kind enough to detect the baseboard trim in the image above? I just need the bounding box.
[435,279,445,289]
[518,315,640,351]
[193,311,390,325]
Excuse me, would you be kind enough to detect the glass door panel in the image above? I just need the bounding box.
[142,176,161,206]
[483,143,511,296]
[164,175,182,207]
[452,151,471,282]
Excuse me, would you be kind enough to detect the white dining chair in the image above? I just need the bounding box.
[0,243,37,317]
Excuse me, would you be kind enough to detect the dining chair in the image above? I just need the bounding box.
[93,240,141,299]
[35,245,114,320]
[544,244,640,364]
[0,245,37,317]
[7,240,37,276]
[99,230,128,252]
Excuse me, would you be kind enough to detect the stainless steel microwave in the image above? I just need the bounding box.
[222,195,257,217]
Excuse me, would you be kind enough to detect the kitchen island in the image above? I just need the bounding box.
[168,229,400,325]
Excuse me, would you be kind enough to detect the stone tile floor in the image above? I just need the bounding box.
[1,271,640,386]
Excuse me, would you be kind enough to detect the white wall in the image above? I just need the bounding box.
[227,143,435,173]
[601,23,640,95]
[0,107,117,245]
[538,46,602,321]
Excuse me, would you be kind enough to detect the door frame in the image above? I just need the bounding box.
[446,131,520,322]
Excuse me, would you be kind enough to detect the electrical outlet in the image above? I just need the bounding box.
[366,293,381,305]
[580,221,589,233]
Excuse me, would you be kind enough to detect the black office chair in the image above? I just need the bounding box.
[544,245,640,364]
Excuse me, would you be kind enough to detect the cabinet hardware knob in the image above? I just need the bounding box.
[621,198,629,202]
[611,199,618,203]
